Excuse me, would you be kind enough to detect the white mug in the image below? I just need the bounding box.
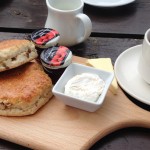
[45,0,92,46]
[138,28,150,84]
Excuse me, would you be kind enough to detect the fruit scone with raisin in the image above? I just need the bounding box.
[0,39,38,72]
[0,39,53,116]
[0,62,53,116]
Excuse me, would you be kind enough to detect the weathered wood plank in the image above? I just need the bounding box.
[0,0,150,35]
[0,32,143,64]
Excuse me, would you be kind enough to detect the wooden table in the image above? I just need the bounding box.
[0,0,150,150]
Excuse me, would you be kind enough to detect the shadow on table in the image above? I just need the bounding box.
[0,0,13,11]
[84,2,137,21]
[0,139,31,150]
[90,127,150,150]
[122,88,150,112]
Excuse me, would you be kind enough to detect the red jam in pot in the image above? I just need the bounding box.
[40,46,72,84]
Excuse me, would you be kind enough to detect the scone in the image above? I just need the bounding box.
[0,39,38,72]
[0,61,53,116]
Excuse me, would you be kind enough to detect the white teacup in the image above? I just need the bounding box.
[138,28,150,84]
[45,0,92,46]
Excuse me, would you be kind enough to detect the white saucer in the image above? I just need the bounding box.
[114,45,150,105]
[83,0,135,7]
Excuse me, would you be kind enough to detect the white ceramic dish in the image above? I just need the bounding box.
[52,63,114,112]
[114,45,150,105]
[83,0,135,7]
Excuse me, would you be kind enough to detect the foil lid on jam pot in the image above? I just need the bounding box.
[31,28,60,48]
[40,46,72,69]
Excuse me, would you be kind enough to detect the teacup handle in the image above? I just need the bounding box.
[76,13,92,43]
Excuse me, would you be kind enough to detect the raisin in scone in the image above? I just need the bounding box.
[0,39,38,72]
[0,61,53,116]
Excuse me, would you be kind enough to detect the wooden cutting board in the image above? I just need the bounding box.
[0,56,149,150]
